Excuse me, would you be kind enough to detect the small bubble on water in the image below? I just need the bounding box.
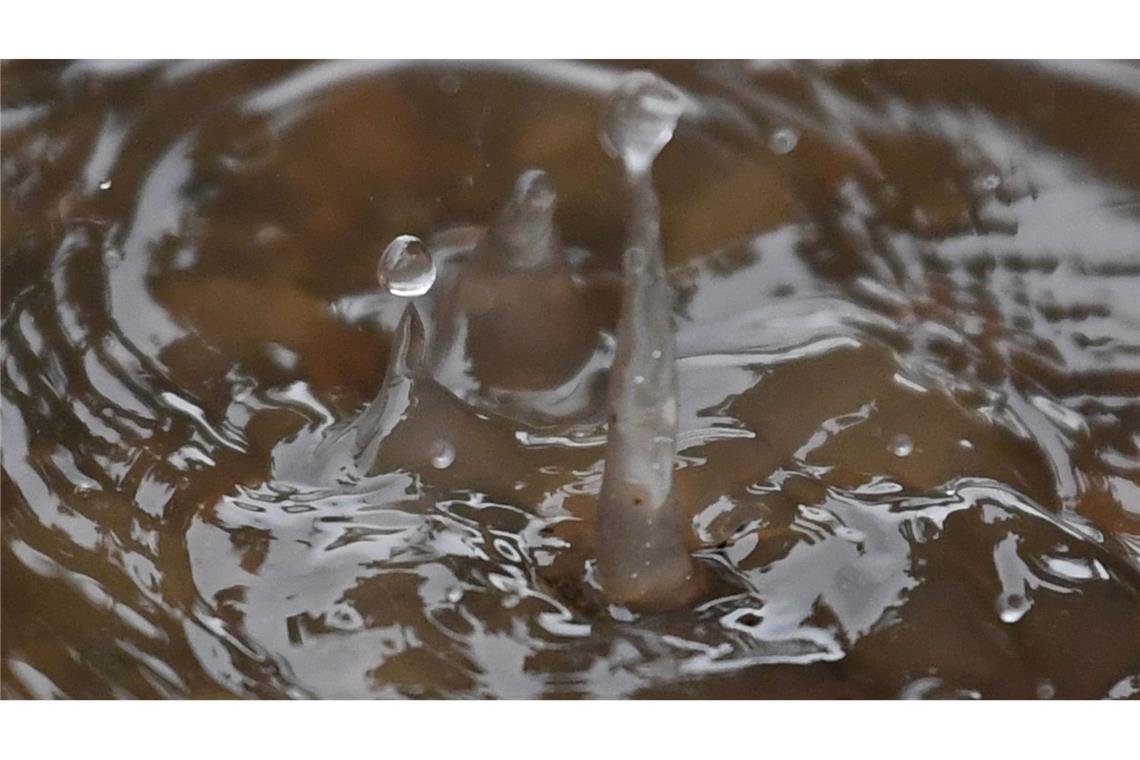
[651,349,662,359]
[220,112,275,174]
[889,433,914,457]
[601,70,686,175]
[102,246,124,268]
[768,127,799,154]
[633,375,645,385]
[446,586,464,603]
[97,179,112,191]
[980,173,1001,191]
[430,439,455,469]
[377,235,436,297]
[1036,679,1056,699]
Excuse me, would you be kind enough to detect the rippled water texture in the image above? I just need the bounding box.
[3,60,1140,699]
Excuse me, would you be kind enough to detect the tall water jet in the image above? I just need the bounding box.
[596,71,699,609]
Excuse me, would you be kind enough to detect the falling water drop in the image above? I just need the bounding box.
[601,70,687,175]
[102,246,124,269]
[377,235,436,297]
[889,433,914,457]
[430,439,456,469]
[997,591,1029,624]
[768,127,799,154]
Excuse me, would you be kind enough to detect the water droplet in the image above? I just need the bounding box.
[768,127,799,155]
[997,591,1028,623]
[377,235,436,297]
[633,375,645,385]
[651,349,662,359]
[102,246,124,268]
[97,179,112,191]
[888,433,914,457]
[1036,679,1056,699]
[979,173,1001,191]
[446,586,463,603]
[601,70,686,175]
[430,439,455,469]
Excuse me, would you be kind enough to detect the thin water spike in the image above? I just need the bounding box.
[354,303,426,465]
[597,71,698,608]
[481,169,560,271]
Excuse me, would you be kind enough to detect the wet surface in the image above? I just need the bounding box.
[3,60,1140,699]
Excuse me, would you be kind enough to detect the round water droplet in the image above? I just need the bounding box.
[889,433,914,457]
[1036,679,1056,699]
[601,70,686,175]
[102,246,124,269]
[377,235,436,297]
[768,127,799,154]
[430,439,455,469]
[997,591,1028,623]
[97,179,112,191]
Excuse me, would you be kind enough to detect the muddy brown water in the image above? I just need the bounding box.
[2,60,1140,699]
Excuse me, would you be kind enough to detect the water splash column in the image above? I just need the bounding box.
[596,72,700,609]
